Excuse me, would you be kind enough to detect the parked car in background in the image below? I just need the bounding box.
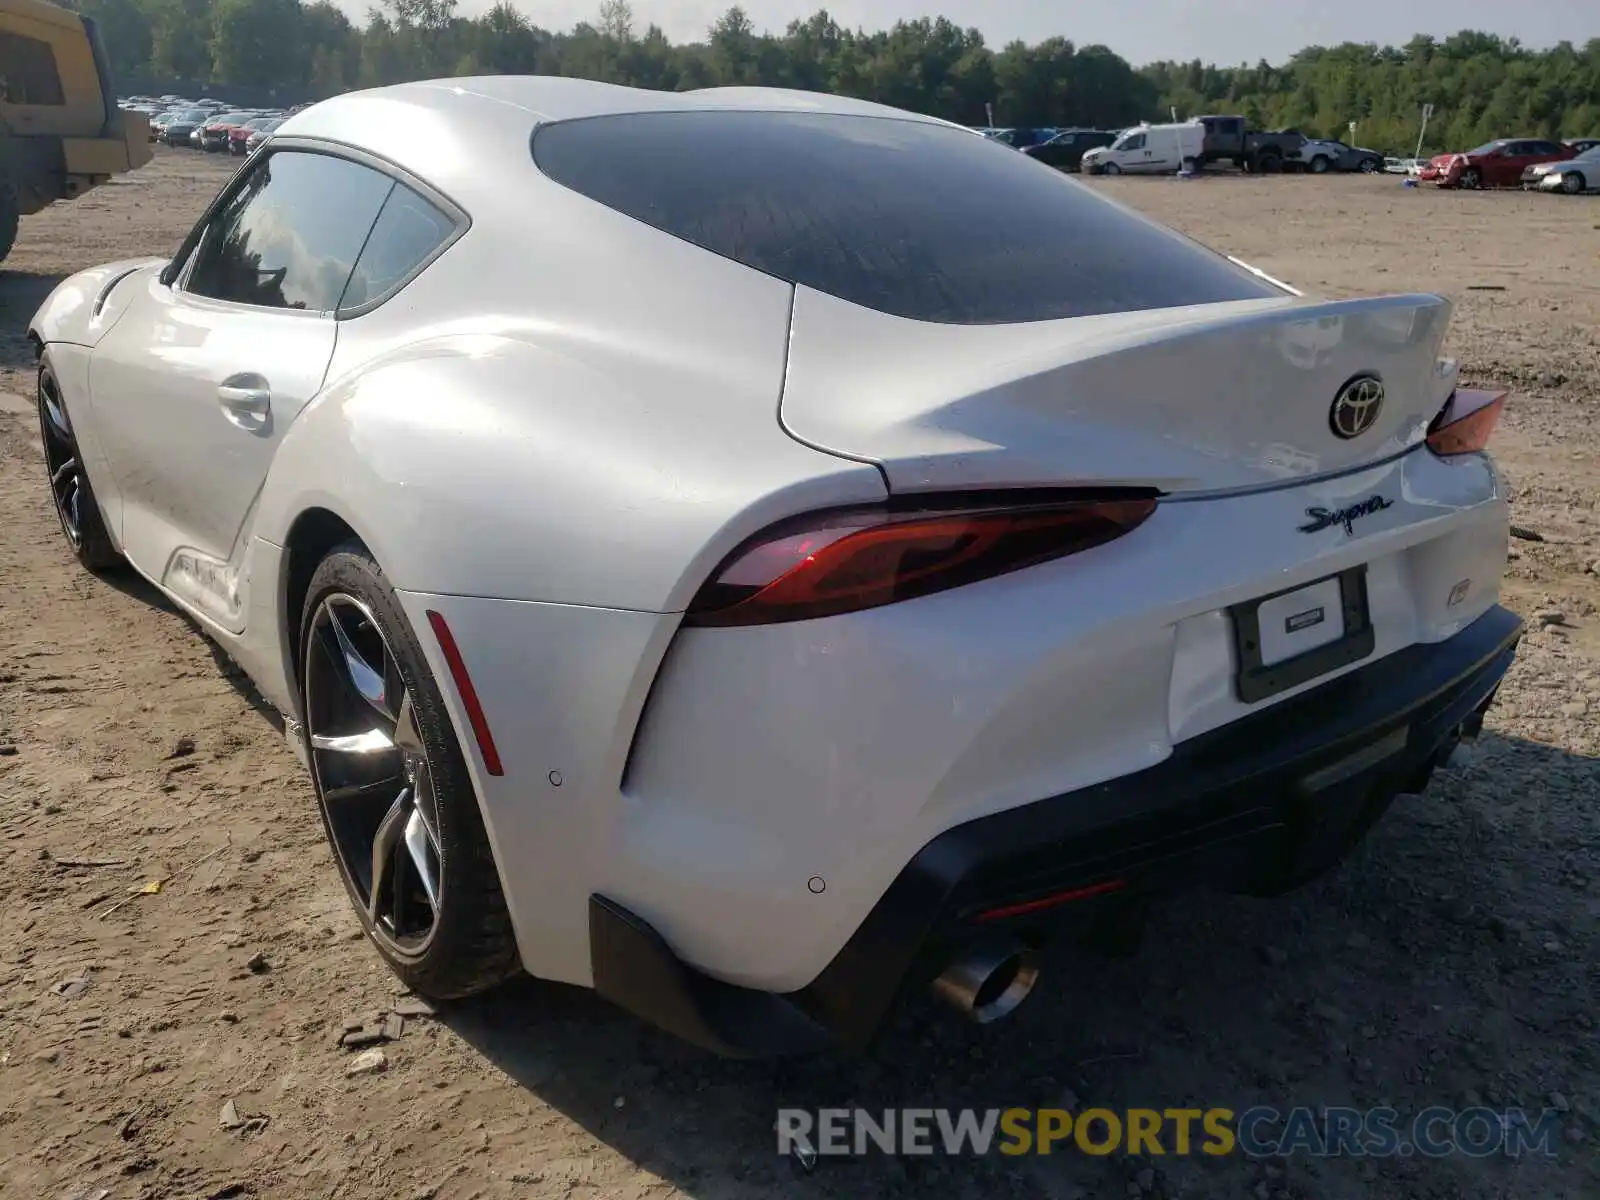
[161,108,212,146]
[1194,114,1305,172]
[1082,121,1204,175]
[981,127,1059,150]
[230,115,280,155]
[199,111,260,152]
[148,110,183,141]
[1524,145,1600,194]
[243,117,284,155]
[1420,139,1575,188]
[1563,137,1600,154]
[1297,139,1385,174]
[1022,128,1117,172]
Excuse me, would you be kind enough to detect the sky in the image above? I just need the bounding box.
[350,0,1595,65]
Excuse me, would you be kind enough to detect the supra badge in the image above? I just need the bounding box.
[1329,375,1385,439]
[1299,494,1394,536]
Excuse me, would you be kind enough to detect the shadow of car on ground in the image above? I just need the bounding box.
[436,729,1598,1200]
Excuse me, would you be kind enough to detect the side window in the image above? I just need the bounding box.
[1123,133,1146,150]
[338,183,456,313]
[0,31,65,106]
[185,151,393,312]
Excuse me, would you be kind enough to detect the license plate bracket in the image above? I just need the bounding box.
[1229,566,1375,704]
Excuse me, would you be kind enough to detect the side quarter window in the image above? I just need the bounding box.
[337,183,458,314]
[184,150,394,313]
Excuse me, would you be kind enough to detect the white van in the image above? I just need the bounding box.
[1081,122,1205,175]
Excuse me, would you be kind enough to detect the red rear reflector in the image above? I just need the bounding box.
[1426,388,1506,457]
[685,494,1158,627]
[975,878,1128,923]
[425,609,504,777]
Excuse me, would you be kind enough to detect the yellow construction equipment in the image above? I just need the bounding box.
[0,0,150,261]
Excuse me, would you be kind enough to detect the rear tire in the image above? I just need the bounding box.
[37,356,122,571]
[299,543,520,1000]
[1258,153,1283,174]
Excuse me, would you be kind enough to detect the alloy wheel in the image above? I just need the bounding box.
[304,593,443,952]
[38,370,84,549]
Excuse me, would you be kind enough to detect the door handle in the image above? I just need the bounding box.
[218,375,271,430]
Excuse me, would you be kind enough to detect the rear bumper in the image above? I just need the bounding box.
[591,603,1522,1057]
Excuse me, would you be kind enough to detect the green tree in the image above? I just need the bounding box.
[211,0,303,88]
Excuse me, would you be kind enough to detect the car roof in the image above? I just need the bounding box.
[276,77,959,201]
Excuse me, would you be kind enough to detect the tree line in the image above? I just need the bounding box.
[71,0,1600,155]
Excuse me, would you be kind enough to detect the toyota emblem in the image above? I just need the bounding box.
[1329,375,1384,439]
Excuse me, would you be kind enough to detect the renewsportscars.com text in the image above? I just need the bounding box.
[775,1106,1563,1159]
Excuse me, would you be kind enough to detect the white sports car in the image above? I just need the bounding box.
[1522,145,1600,194]
[30,78,1522,1055]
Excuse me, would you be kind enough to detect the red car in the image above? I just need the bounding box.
[228,116,278,155]
[1419,138,1575,188]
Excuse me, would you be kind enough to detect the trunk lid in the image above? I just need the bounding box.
[780,288,1457,496]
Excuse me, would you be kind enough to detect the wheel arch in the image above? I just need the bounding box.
[281,505,364,688]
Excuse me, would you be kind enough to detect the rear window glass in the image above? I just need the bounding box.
[532,111,1282,325]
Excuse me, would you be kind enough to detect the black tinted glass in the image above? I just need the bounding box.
[187,151,393,311]
[534,111,1278,324]
[0,31,65,105]
[339,183,456,311]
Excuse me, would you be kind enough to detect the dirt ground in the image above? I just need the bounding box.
[1,151,1596,1200]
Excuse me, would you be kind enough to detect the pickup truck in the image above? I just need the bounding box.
[1194,114,1306,173]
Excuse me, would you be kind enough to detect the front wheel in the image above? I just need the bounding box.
[1308,155,1330,174]
[1102,162,1121,176]
[1359,157,1381,173]
[1561,172,1586,195]
[1458,167,1482,189]
[37,356,122,571]
[300,544,519,1000]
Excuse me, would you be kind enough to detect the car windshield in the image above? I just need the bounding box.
[534,110,1281,325]
[1465,141,1505,156]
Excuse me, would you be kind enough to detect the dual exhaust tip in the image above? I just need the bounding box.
[930,937,1040,1024]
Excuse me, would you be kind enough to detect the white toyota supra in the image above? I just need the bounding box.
[30,77,1521,1055]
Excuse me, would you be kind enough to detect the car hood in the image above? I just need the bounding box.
[30,258,166,348]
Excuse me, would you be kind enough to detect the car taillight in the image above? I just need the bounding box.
[683,493,1159,627]
[1426,388,1506,457]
